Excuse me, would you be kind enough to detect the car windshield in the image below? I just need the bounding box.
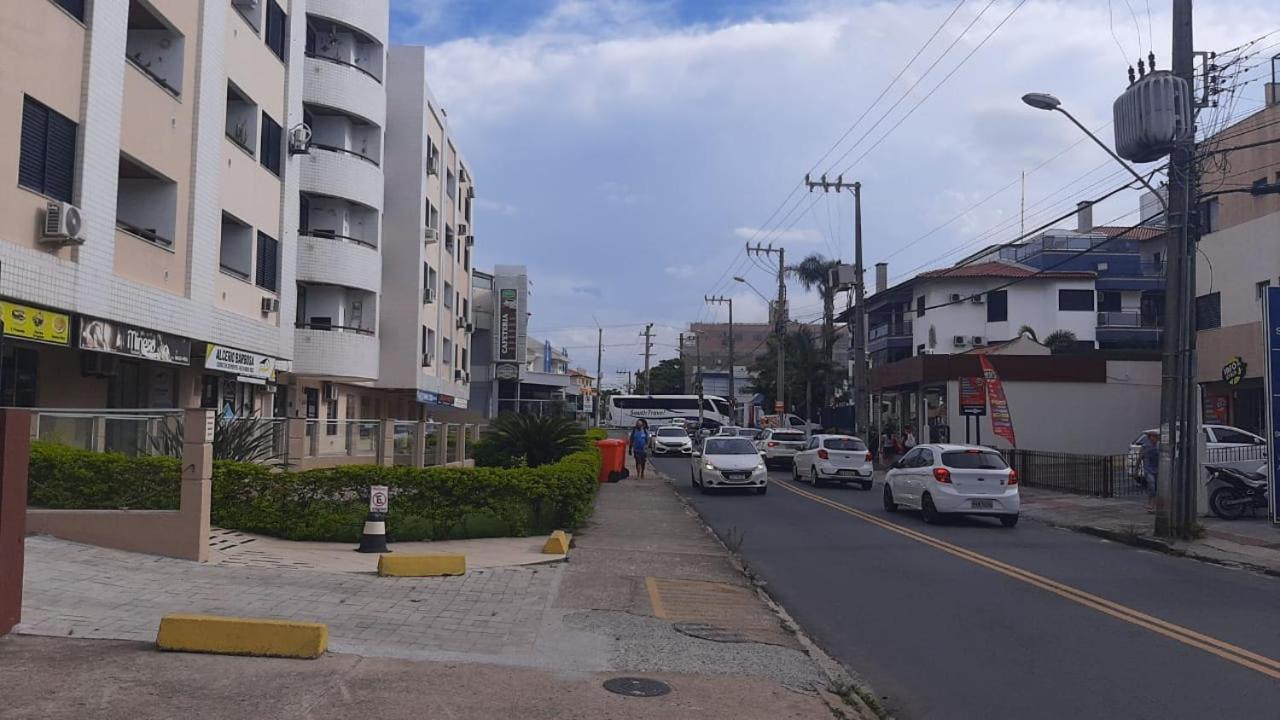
[738,429,761,439]
[941,450,1008,469]
[656,428,688,437]
[824,438,867,451]
[772,432,805,442]
[704,438,757,455]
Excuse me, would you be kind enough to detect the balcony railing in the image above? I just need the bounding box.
[1097,311,1159,328]
[304,51,382,83]
[869,319,912,341]
[295,321,375,336]
[310,142,379,167]
[299,229,377,250]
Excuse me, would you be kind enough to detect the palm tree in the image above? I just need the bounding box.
[1017,325,1038,341]
[787,253,840,370]
[1043,329,1078,353]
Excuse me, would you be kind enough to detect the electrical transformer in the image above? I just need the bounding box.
[1112,70,1193,163]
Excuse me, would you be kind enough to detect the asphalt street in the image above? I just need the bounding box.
[649,456,1280,720]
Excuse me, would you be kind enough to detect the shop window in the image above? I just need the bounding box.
[19,95,77,203]
[0,346,39,407]
[986,290,1008,322]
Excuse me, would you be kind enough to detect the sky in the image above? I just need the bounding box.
[388,0,1278,387]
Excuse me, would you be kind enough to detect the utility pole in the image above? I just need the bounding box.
[704,296,735,422]
[695,332,705,440]
[747,243,786,415]
[640,323,654,395]
[805,174,866,435]
[616,370,632,395]
[594,327,603,427]
[1155,0,1199,539]
[679,332,687,394]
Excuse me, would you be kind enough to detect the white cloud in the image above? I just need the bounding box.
[664,264,697,278]
[732,226,825,244]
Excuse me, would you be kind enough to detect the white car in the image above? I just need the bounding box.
[792,434,874,489]
[1126,424,1266,479]
[691,436,768,495]
[717,425,744,436]
[883,444,1019,526]
[756,429,808,468]
[652,425,693,456]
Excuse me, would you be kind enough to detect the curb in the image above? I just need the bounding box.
[377,553,466,577]
[654,470,886,720]
[156,613,327,659]
[1041,519,1280,578]
[542,530,572,555]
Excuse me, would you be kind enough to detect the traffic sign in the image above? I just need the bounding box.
[370,485,389,514]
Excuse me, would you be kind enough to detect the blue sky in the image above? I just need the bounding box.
[389,0,1275,386]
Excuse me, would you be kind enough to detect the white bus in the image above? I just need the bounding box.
[607,394,733,430]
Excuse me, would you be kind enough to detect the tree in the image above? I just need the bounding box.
[634,357,684,395]
[1017,325,1038,341]
[1043,329,1078,353]
[475,413,585,467]
[787,254,841,368]
[747,326,839,419]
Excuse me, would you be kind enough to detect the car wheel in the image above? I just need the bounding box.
[810,468,822,488]
[920,493,941,524]
[882,483,898,512]
[755,486,768,495]
[792,463,800,482]
[999,514,1019,528]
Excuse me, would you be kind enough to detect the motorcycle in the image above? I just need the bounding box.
[1205,463,1270,520]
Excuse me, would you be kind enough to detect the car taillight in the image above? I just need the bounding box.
[1007,469,1018,486]
[933,467,952,484]
[865,451,873,462]
[818,449,829,460]
[768,441,778,447]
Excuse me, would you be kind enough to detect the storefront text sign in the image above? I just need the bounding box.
[979,356,1017,448]
[79,317,191,365]
[1221,356,1247,386]
[959,377,987,416]
[498,288,519,362]
[204,343,276,381]
[0,301,70,346]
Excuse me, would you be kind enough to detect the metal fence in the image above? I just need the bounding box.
[1002,449,1146,498]
[32,409,182,458]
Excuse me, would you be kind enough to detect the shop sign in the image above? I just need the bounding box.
[980,356,1017,448]
[204,343,276,381]
[1263,287,1280,524]
[79,317,191,365]
[0,301,70,346]
[417,390,438,405]
[959,377,987,416]
[439,394,455,406]
[498,288,519,362]
[495,363,519,380]
[453,396,468,410]
[1222,356,1247,386]
[1203,393,1230,424]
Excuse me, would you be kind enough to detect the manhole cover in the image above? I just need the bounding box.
[602,677,672,697]
[672,621,750,643]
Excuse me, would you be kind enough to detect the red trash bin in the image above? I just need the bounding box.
[595,439,629,483]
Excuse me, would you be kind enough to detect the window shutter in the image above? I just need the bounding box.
[18,98,48,193]
[44,111,77,203]
[260,112,282,176]
[256,233,279,292]
[266,1,287,60]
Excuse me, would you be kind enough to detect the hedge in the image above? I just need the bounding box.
[27,441,602,542]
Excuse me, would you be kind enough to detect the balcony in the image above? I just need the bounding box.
[300,145,382,210]
[293,324,379,381]
[303,53,385,128]
[868,319,913,353]
[307,0,390,47]
[1096,311,1162,349]
[296,232,381,293]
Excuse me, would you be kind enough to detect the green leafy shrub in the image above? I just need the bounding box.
[479,414,586,467]
[30,441,602,542]
[585,427,608,442]
[150,415,286,465]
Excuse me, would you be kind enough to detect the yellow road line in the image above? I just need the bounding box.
[775,481,1280,680]
[645,576,669,619]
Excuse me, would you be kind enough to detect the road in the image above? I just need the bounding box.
[648,456,1280,720]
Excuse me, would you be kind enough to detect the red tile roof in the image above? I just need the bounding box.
[1093,225,1166,241]
[917,261,1094,280]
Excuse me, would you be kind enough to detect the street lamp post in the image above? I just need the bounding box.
[735,276,779,422]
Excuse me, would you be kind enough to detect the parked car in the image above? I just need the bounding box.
[652,425,693,456]
[756,428,808,468]
[791,434,874,489]
[1126,424,1266,480]
[717,425,744,436]
[883,444,1019,527]
[691,436,768,494]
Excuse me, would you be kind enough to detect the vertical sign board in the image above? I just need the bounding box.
[1264,287,1280,524]
[979,356,1017,448]
[958,377,988,416]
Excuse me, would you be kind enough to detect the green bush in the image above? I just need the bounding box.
[585,427,608,442]
[30,441,602,543]
[479,414,586,467]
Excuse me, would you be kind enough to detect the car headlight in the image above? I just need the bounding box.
[755,463,766,471]
[704,463,716,471]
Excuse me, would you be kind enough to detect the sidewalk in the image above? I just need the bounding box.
[6,464,853,718]
[1019,486,1280,575]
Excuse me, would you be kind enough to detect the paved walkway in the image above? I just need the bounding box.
[1020,486,1280,575]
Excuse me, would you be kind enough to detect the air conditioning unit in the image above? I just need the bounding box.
[424,227,438,243]
[972,336,985,346]
[261,297,280,314]
[288,123,312,155]
[456,316,466,329]
[42,201,86,245]
[421,352,433,367]
[952,335,968,347]
[465,322,474,333]
[323,382,338,401]
[427,159,438,176]
[465,234,474,247]
[950,293,963,303]
[423,287,435,304]
[969,295,984,304]
[458,223,468,236]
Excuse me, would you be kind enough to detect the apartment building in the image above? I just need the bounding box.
[0,0,303,414]
[1194,84,1280,434]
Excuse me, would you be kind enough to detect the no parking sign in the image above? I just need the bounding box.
[370,485,389,514]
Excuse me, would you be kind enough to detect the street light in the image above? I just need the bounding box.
[733,276,771,307]
[1020,92,1168,211]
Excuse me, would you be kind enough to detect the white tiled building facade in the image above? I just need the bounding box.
[0,0,477,420]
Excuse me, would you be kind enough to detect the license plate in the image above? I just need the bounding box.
[837,469,857,476]
[724,472,748,481]
[971,499,994,509]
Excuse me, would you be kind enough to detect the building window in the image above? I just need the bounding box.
[260,111,282,176]
[232,0,261,32]
[116,154,177,247]
[464,247,470,271]
[126,1,186,96]
[264,1,287,60]
[446,169,457,199]
[255,232,279,292]
[915,295,925,318]
[445,225,455,255]
[52,0,85,20]
[326,392,338,435]
[1257,280,1271,300]
[0,346,39,407]
[1195,292,1221,330]
[462,298,469,320]
[425,199,438,230]
[225,83,258,155]
[461,347,468,369]
[443,282,453,309]
[219,212,253,278]
[421,325,428,356]
[1097,291,1122,312]
[19,95,77,203]
[443,338,452,365]
[427,328,436,358]
[1058,289,1094,311]
[986,290,1008,322]
[1200,197,1220,234]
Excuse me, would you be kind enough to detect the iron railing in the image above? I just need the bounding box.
[1002,449,1146,498]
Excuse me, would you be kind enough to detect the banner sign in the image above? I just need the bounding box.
[498,288,519,362]
[416,390,438,405]
[205,343,275,381]
[0,301,70,346]
[959,377,987,416]
[79,317,191,365]
[979,356,1016,448]
[1263,287,1280,524]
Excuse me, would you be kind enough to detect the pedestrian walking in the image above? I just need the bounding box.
[903,427,917,450]
[628,419,651,479]
[1140,429,1160,512]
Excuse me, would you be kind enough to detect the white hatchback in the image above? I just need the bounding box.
[691,436,768,495]
[792,434,875,490]
[883,444,1019,527]
[756,429,808,468]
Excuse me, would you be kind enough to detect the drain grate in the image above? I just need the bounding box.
[602,677,672,697]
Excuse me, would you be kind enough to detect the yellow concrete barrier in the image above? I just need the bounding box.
[377,553,466,577]
[542,530,572,555]
[156,613,327,659]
